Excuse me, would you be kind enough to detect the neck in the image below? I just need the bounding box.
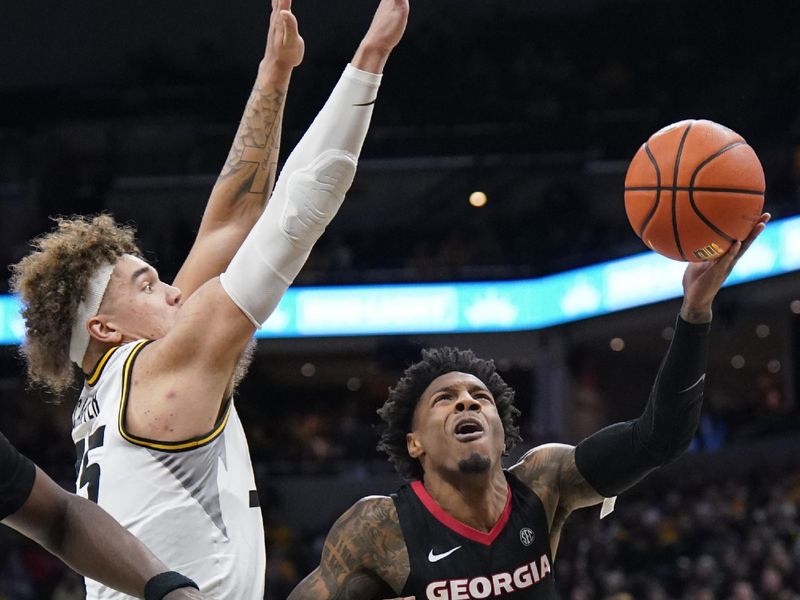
[421,468,508,533]
[81,341,114,375]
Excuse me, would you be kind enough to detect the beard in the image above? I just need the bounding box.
[458,452,491,475]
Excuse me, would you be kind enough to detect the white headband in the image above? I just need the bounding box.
[69,263,115,366]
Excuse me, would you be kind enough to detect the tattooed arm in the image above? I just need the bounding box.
[172,0,305,298]
[510,444,603,558]
[289,496,411,600]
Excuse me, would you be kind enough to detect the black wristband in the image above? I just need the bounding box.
[144,571,199,600]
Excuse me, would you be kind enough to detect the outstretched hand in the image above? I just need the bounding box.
[264,0,305,71]
[362,0,410,54]
[680,212,770,323]
[352,0,410,73]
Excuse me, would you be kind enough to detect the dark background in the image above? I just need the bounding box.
[0,0,799,598]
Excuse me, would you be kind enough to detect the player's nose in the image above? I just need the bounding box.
[165,284,182,306]
[454,394,481,413]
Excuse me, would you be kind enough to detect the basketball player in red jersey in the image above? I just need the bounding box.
[289,215,769,600]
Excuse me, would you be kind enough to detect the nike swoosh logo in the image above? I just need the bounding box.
[428,546,462,562]
[678,373,706,394]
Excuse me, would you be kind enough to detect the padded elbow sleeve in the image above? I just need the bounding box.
[281,150,357,252]
[221,151,356,326]
[220,64,381,327]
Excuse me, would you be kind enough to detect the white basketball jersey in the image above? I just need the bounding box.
[71,340,266,600]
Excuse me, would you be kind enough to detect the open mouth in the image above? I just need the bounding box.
[454,419,485,442]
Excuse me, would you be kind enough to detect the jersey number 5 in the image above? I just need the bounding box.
[74,426,106,503]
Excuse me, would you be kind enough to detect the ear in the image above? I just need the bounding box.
[406,432,424,459]
[87,316,123,345]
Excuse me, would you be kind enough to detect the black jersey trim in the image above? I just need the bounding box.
[117,340,232,452]
[86,346,121,387]
[411,480,512,546]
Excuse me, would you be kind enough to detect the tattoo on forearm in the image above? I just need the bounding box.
[219,81,286,203]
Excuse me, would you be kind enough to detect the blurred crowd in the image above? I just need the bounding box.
[552,468,800,600]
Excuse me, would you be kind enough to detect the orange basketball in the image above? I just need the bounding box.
[624,119,765,262]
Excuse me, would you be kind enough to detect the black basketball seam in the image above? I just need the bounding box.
[625,186,764,195]
[687,142,749,246]
[637,143,661,238]
[671,123,693,260]
[691,141,747,183]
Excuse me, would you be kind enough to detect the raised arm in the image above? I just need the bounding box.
[129,0,410,442]
[289,496,410,600]
[172,0,408,362]
[512,215,769,554]
[573,214,769,496]
[171,0,304,299]
[217,0,409,329]
[3,467,209,599]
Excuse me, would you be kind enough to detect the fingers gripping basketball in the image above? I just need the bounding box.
[624,119,765,262]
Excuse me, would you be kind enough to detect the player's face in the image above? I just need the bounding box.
[98,255,182,342]
[408,372,506,478]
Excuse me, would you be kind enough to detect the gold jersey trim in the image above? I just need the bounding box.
[117,340,232,452]
[86,346,121,387]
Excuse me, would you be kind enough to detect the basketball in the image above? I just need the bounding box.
[624,119,765,262]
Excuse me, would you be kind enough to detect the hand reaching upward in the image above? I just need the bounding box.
[352,0,410,74]
[265,0,305,71]
[680,212,771,323]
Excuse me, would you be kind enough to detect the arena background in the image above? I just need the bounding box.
[1,0,799,598]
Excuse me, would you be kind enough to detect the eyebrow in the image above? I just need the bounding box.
[130,266,152,283]
[432,383,491,396]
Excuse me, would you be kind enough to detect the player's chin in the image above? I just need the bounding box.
[457,452,492,475]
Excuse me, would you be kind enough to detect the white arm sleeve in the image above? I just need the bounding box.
[220,64,382,326]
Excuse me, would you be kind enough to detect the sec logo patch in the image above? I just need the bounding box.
[520,527,535,546]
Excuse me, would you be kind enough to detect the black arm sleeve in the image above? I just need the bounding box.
[0,432,37,520]
[574,315,710,497]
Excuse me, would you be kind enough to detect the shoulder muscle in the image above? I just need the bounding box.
[511,443,603,515]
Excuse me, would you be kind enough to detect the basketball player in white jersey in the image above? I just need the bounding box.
[10,1,410,599]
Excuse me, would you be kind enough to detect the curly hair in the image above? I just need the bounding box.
[377,346,522,481]
[10,215,141,394]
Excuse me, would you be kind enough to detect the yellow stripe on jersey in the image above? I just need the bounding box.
[117,339,232,452]
[86,346,121,387]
